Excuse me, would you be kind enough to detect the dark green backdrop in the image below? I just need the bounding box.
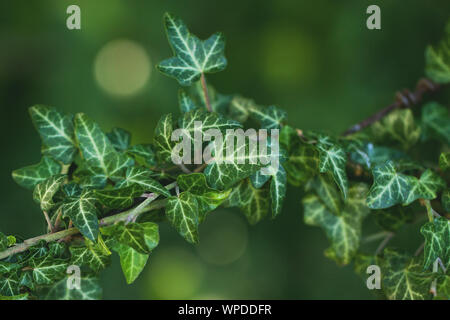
[0,0,448,299]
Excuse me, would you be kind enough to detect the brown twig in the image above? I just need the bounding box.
[342,78,440,136]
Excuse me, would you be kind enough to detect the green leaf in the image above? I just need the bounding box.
[372,109,421,149]
[403,169,445,206]
[228,96,255,123]
[249,105,287,130]
[75,113,132,178]
[0,261,21,274]
[0,274,20,296]
[316,136,348,198]
[101,222,159,254]
[250,170,271,188]
[204,130,265,190]
[284,143,319,186]
[380,249,433,300]
[421,102,450,145]
[126,144,157,167]
[190,81,232,113]
[107,128,131,151]
[224,179,270,225]
[33,174,67,211]
[44,276,102,300]
[153,113,175,163]
[165,192,199,244]
[0,232,9,251]
[178,89,196,113]
[29,105,77,164]
[269,165,287,218]
[157,12,227,86]
[69,241,111,272]
[179,108,242,143]
[94,184,144,210]
[367,161,413,209]
[114,243,150,284]
[439,152,450,171]
[115,166,170,197]
[302,183,369,265]
[62,189,100,241]
[425,25,450,84]
[375,206,414,232]
[0,293,29,300]
[29,256,68,285]
[310,173,342,215]
[177,173,230,222]
[442,189,450,212]
[12,156,61,190]
[420,217,450,270]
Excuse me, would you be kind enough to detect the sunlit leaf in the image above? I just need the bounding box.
[12,156,61,190]
[157,12,227,86]
[44,276,102,300]
[425,25,450,84]
[403,169,445,206]
[153,113,175,163]
[33,174,66,211]
[420,217,450,270]
[165,192,199,244]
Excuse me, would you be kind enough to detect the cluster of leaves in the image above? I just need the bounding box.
[1,13,450,300]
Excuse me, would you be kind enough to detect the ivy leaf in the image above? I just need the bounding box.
[316,136,348,198]
[179,108,242,143]
[62,182,83,198]
[44,276,102,300]
[421,102,450,145]
[0,293,29,300]
[420,217,450,270]
[177,173,230,222]
[29,105,77,164]
[113,243,150,284]
[425,26,450,84]
[380,249,433,300]
[75,113,132,179]
[126,144,157,167]
[154,113,175,163]
[204,131,265,190]
[269,165,287,218]
[439,152,450,171]
[165,192,199,244]
[250,170,271,188]
[367,161,413,209]
[443,189,450,212]
[372,109,421,149]
[29,256,68,285]
[62,189,100,241]
[115,166,170,197]
[94,185,144,210]
[0,261,21,274]
[228,96,255,123]
[157,12,227,86]
[403,169,445,206]
[283,142,319,186]
[107,128,131,151]
[33,174,67,211]
[0,274,19,296]
[101,222,159,254]
[178,89,196,113]
[69,241,111,272]
[310,173,342,215]
[249,105,287,130]
[12,156,61,190]
[224,179,270,225]
[302,183,369,265]
[375,206,414,232]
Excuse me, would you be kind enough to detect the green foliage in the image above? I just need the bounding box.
[425,23,450,84]
[1,13,449,301]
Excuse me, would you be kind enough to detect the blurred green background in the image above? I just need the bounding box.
[1,0,449,299]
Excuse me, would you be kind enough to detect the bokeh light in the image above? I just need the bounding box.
[94,39,151,97]
[196,210,248,265]
[145,247,204,299]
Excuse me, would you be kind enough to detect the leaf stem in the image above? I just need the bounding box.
[0,182,176,260]
[200,73,212,112]
[375,232,394,255]
[363,231,390,244]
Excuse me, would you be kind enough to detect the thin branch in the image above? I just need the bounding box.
[194,163,208,173]
[363,231,390,244]
[0,182,176,260]
[200,73,212,112]
[342,78,440,136]
[414,242,425,257]
[42,211,54,233]
[375,232,394,255]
